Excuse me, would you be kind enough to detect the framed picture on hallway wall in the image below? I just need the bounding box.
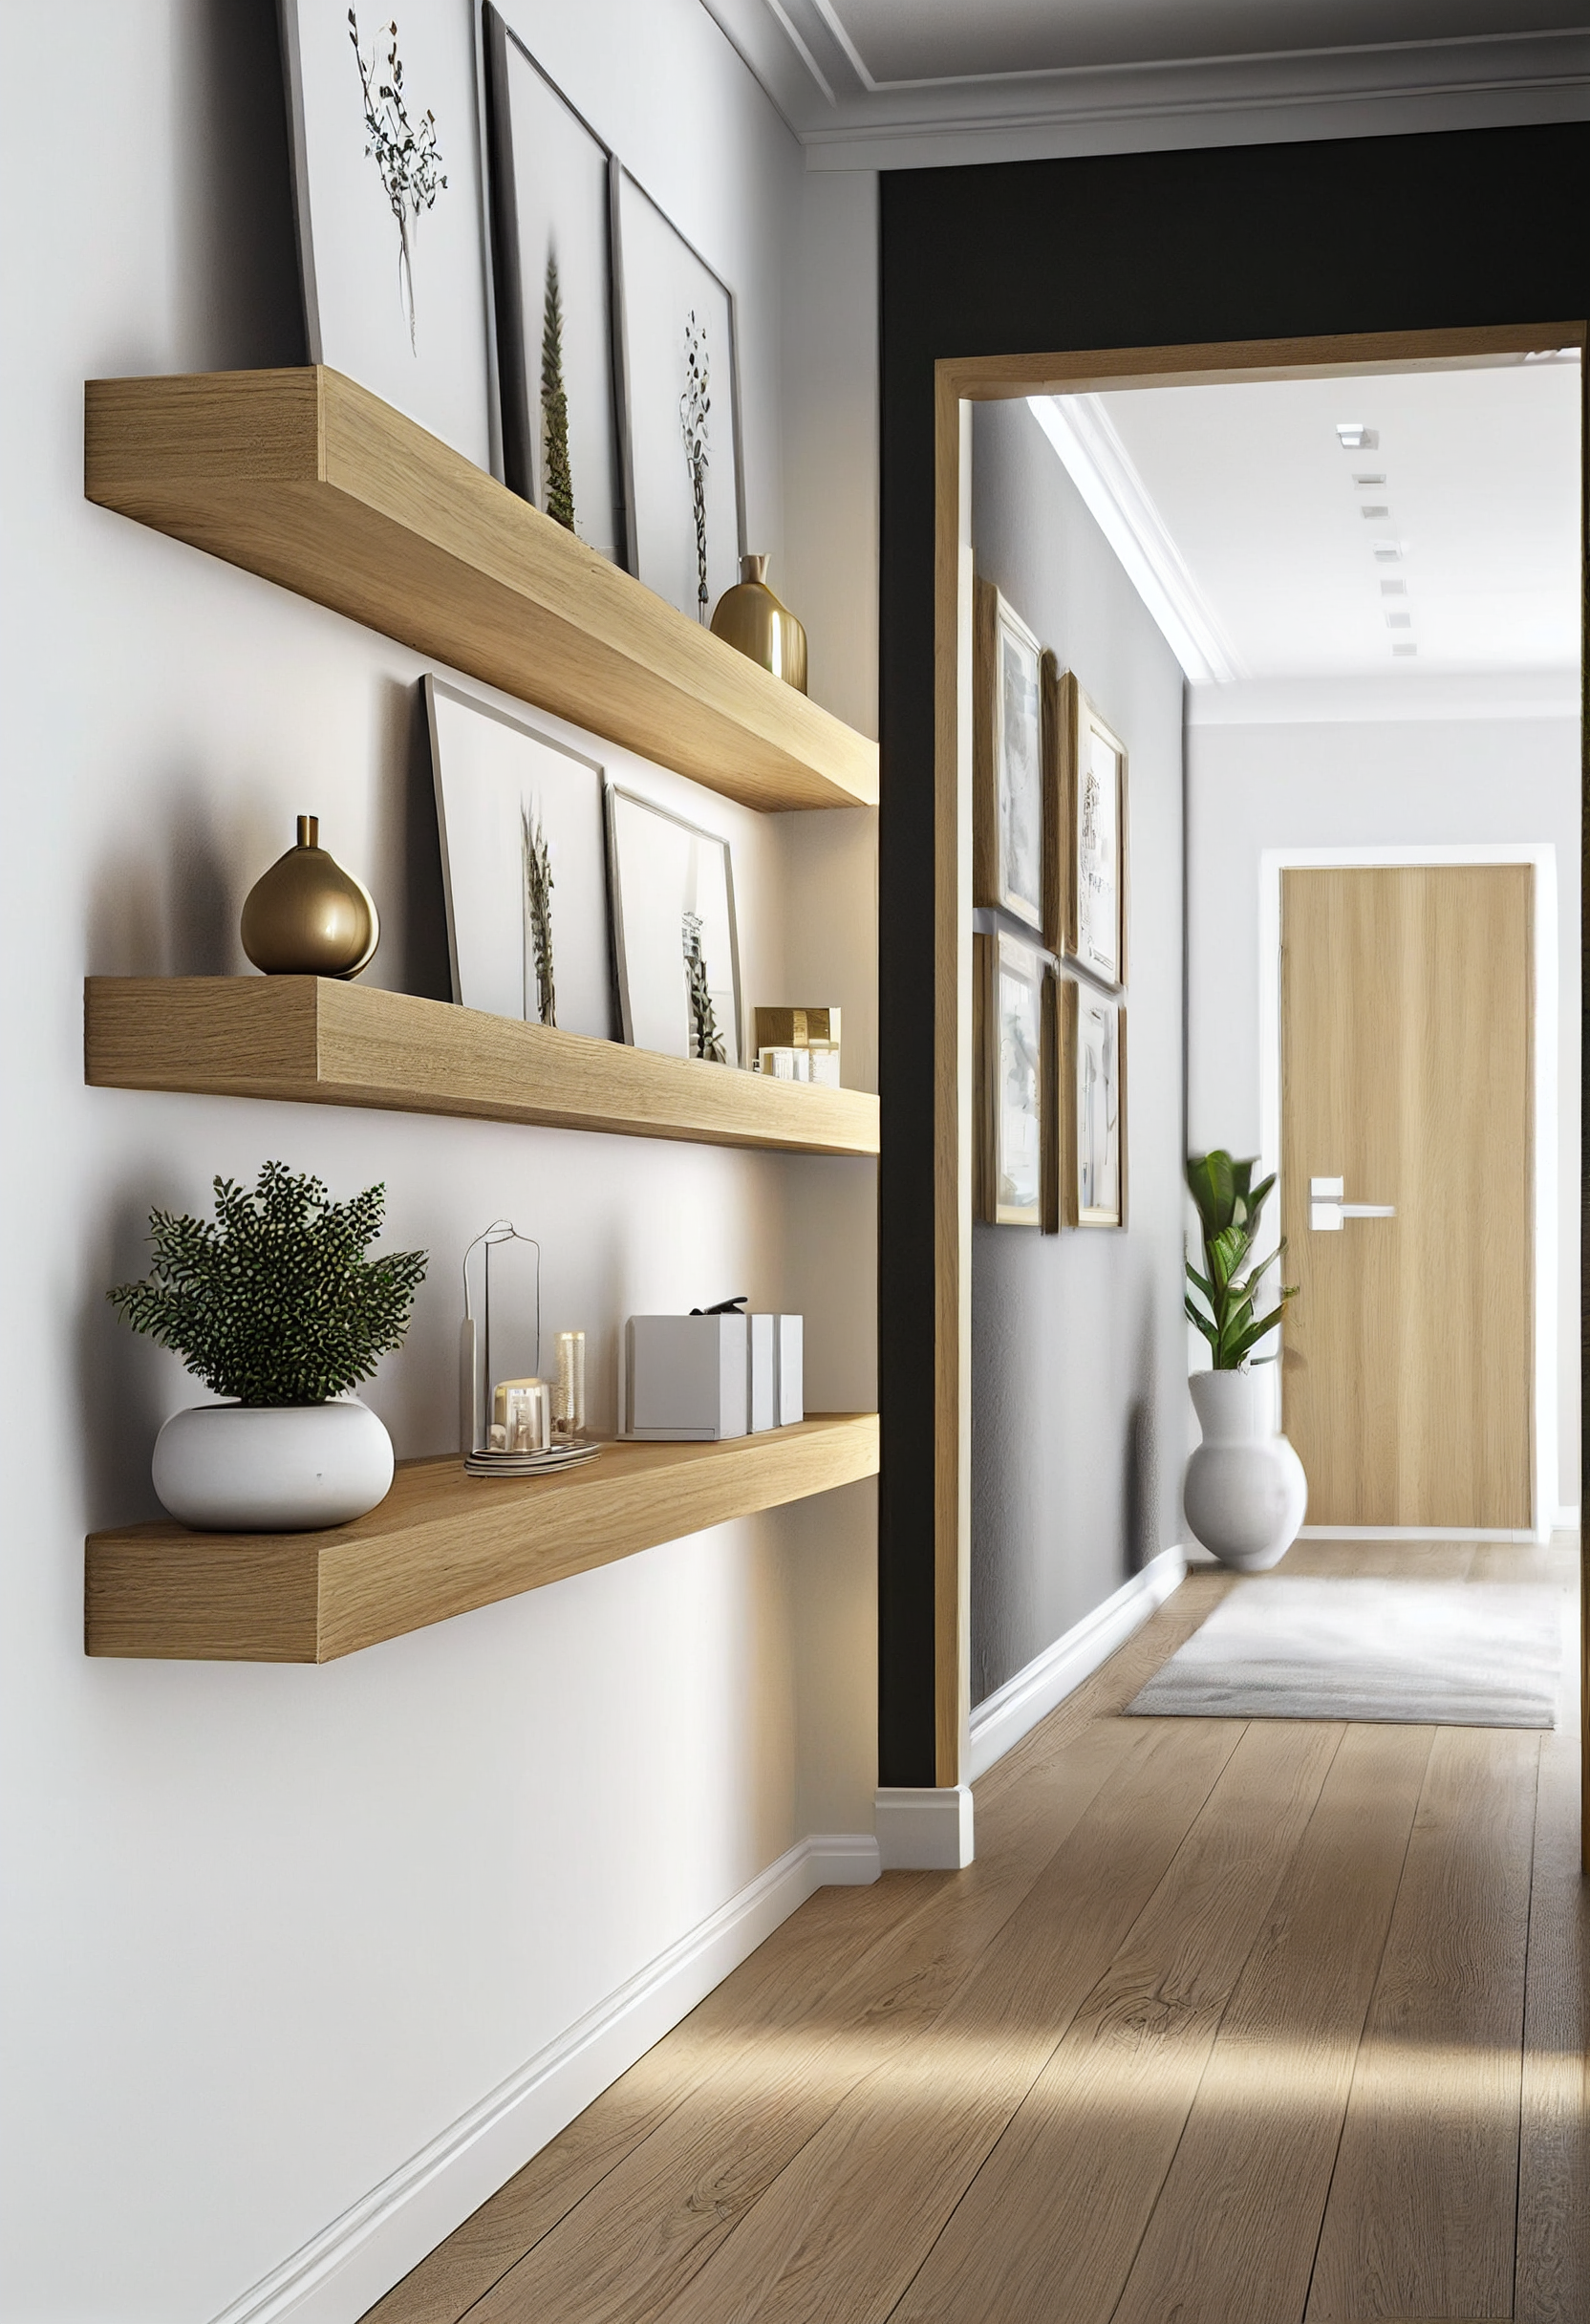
[1058,979,1127,1229]
[973,578,1045,932]
[975,930,1044,1226]
[1048,666,1128,987]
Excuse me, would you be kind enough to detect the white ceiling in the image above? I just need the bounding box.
[1034,358,1581,708]
[701,0,1590,164]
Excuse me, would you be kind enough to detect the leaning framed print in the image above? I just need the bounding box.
[975,928,1044,1226]
[480,6,627,566]
[1047,666,1128,987]
[605,785,741,1065]
[973,577,1044,932]
[1058,978,1127,1228]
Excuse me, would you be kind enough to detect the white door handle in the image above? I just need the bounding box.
[1309,1176,1395,1232]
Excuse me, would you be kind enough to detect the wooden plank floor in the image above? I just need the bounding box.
[363,1536,1585,2324]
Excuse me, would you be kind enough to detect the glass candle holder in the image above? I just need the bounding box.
[493,1377,549,1452]
[554,1330,587,1438]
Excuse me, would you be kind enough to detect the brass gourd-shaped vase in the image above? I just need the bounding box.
[241,815,379,979]
[709,555,808,693]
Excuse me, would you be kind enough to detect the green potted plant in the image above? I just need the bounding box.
[1183,1151,1306,1569]
[110,1162,427,1531]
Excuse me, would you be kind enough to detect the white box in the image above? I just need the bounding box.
[625,1315,748,1440]
[749,1314,776,1432]
[775,1315,804,1425]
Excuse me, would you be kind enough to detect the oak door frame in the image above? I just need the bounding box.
[932,325,1587,1840]
[1262,847,1558,1540]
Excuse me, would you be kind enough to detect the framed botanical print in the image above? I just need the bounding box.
[1047,666,1128,987]
[480,6,627,566]
[976,929,1044,1226]
[605,785,741,1065]
[1058,979,1127,1228]
[973,578,1044,932]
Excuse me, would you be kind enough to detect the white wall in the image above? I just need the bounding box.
[0,4,878,2318]
[1187,709,1581,1514]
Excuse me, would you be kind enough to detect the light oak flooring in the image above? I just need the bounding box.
[364,1536,1586,2324]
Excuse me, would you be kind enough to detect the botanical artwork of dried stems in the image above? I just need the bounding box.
[348,9,447,352]
[540,254,575,532]
[680,311,711,620]
[522,803,555,1027]
[682,910,726,1062]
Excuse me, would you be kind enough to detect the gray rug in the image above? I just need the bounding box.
[1126,1579,1563,1729]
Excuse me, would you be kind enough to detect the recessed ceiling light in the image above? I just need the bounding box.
[1361,505,1390,520]
[1373,542,1404,562]
[1392,642,1418,656]
[1381,579,1407,596]
[1386,613,1413,630]
[1353,471,1386,486]
[1337,423,1379,449]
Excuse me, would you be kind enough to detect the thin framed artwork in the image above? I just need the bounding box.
[277,0,493,468]
[975,929,1044,1227]
[605,785,742,1065]
[1058,978,1128,1229]
[1047,666,1128,987]
[425,676,614,1041]
[612,166,745,623]
[973,578,1044,932]
[480,5,627,565]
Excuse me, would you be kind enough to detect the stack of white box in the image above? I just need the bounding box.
[624,1311,804,1441]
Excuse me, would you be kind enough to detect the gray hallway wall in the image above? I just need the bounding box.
[971,398,1189,1706]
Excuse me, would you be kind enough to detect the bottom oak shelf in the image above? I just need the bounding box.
[85,1412,878,1663]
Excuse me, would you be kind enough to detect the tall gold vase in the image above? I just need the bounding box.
[709,555,808,693]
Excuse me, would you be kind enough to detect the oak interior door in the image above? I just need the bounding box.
[1279,864,1534,1528]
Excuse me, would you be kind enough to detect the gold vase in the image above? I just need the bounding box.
[709,555,808,693]
[240,815,379,979]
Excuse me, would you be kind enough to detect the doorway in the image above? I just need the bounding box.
[915,322,1586,1865]
[1278,860,1539,1531]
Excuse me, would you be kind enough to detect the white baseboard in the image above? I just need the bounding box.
[208,1829,880,2324]
[967,1545,1188,1783]
[1553,1505,1580,1532]
[874,1784,975,1870]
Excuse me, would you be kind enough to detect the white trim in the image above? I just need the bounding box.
[874,1785,975,1870]
[1259,844,1558,1547]
[206,1830,878,2324]
[1553,1504,1581,1532]
[1027,398,1244,687]
[967,1546,1188,1781]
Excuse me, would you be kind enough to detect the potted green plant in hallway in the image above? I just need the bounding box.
[110,1161,427,1530]
[1183,1150,1307,1569]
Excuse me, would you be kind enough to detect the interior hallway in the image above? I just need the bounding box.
[366,1536,1586,2324]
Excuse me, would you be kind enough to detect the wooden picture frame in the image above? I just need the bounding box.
[1047,667,1128,986]
[1058,978,1127,1228]
[975,929,1044,1226]
[973,578,1044,932]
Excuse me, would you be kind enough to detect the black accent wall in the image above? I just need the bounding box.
[878,122,1590,1786]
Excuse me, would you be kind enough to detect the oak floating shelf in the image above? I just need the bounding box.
[84,978,880,1157]
[83,367,878,814]
[85,1414,879,1663]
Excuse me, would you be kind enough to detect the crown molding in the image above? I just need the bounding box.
[698,4,1590,170]
[1027,395,1245,687]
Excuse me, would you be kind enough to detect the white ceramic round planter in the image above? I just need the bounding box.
[152,1399,395,1531]
[1184,1368,1307,1571]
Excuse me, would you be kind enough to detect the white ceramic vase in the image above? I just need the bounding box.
[1184,1368,1307,1571]
[151,1398,395,1532]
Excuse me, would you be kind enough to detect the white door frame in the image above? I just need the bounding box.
[1258,843,1558,1544]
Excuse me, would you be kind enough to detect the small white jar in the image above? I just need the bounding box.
[151,1398,395,1532]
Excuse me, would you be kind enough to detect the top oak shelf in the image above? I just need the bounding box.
[83,367,879,815]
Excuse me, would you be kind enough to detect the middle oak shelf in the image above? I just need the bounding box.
[83,976,880,1158]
